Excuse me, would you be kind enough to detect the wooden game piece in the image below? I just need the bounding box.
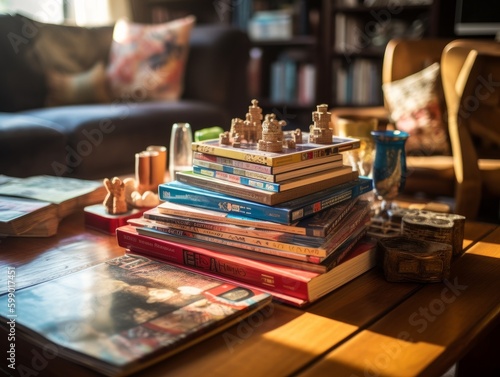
[103,177,128,214]
[309,104,334,144]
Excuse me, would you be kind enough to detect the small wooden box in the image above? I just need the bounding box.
[401,211,465,257]
[379,236,452,283]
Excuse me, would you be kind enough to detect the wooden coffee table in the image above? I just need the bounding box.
[1,211,498,377]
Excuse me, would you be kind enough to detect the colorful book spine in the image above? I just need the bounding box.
[143,208,324,246]
[193,159,277,182]
[191,133,360,167]
[116,225,315,301]
[116,225,377,304]
[192,165,281,192]
[154,195,359,238]
[193,152,275,174]
[140,200,370,258]
[174,169,357,206]
[298,196,358,237]
[158,177,373,225]
[192,164,354,193]
[193,157,344,183]
[193,151,343,175]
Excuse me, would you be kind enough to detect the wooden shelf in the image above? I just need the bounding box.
[250,35,317,48]
[321,0,456,107]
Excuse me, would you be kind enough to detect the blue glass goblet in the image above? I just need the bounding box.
[371,130,409,217]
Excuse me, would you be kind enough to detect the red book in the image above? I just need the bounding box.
[116,225,377,306]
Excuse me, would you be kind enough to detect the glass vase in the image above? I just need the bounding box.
[371,130,409,217]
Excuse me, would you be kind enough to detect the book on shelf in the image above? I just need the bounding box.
[332,58,383,106]
[193,155,344,183]
[116,225,378,306]
[145,196,359,245]
[191,132,360,168]
[174,168,358,206]
[192,164,353,193]
[0,254,271,376]
[132,199,371,259]
[270,48,316,105]
[297,62,316,106]
[0,175,106,237]
[193,151,344,175]
[158,177,373,225]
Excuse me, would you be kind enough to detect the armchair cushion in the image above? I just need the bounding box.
[383,62,450,156]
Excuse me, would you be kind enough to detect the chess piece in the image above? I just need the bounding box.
[309,104,333,144]
[258,113,286,152]
[103,177,128,214]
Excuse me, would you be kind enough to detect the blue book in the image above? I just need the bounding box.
[158,177,373,225]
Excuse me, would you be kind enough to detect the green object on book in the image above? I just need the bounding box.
[194,126,224,141]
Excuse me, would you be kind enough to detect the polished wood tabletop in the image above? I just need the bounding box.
[0,212,498,377]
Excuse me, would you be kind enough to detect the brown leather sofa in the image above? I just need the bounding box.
[0,13,251,180]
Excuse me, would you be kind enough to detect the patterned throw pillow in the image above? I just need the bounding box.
[106,16,196,102]
[382,63,450,156]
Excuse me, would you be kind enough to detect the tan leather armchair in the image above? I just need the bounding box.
[331,38,456,198]
[441,39,500,220]
[383,38,456,197]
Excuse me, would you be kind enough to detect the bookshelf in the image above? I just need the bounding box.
[233,0,323,131]
[320,0,455,108]
[129,0,322,130]
[128,0,456,125]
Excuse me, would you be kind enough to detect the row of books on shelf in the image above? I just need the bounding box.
[333,58,383,106]
[270,59,316,105]
[334,11,428,55]
[0,175,106,237]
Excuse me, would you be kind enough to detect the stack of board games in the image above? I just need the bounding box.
[116,101,378,307]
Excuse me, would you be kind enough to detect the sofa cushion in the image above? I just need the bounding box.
[32,18,112,74]
[23,101,228,179]
[45,61,112,106]
[0,114,68,177]
[383,63,450,156]
[0,13,113,112]
[0,14,46,112]
[106,16,196,102]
